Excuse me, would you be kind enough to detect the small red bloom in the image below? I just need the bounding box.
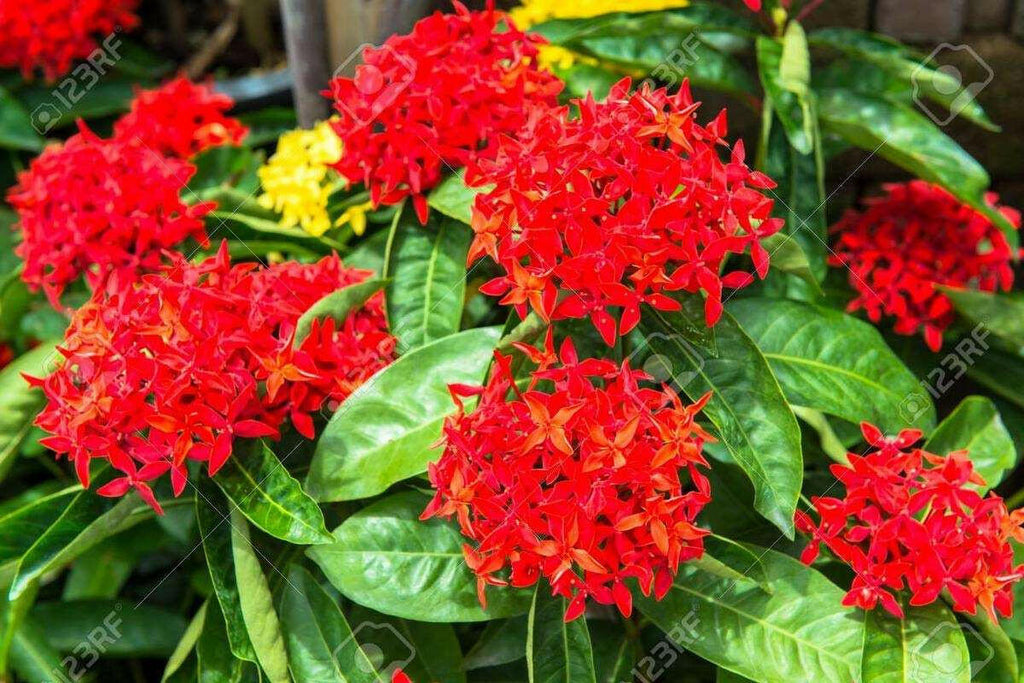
[423,331,714,620]
[467,78,783,344]
[742,0,763,11]
[796,422,1024,623]
[114,76,249,159]
[32,244,395,511]
[326,1,562,223]
[0,0,139,80]
[7,122,212,307]
[830,181,1020,351]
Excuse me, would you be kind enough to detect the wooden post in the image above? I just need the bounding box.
[323,0,434,75]
[280,0,332,126]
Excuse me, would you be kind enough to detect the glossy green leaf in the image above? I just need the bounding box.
[924,396,1016,492]
[384,213,471,353]
[230,509,289,683]
[0,86,44,152]
[347,604,466,683]
[942,288,1024,355]
[198,598,254,683]
[278,564,384,683]
[163,602,207,682]
[306,326,501,502]
[0,343,57,479]
[195,481,257,664]
[636,547,864,681]
[638,299,802,537]
[728,298,935,432]
[0,579,36,676]
[527,588,596,683]
[757,29,813,154]
[531,4,756,45]
[464,617,528,670]
[0,486,80,570]
[760,233,823,293]
[962,612,1018,683]
[293,277,386,347]
[308,491,532,622]
[427,172,487,225]
[860,601,970,683]
[816,89,1016,246]
[33,600,186,657]
[213,441,332,545]
[703,535,769,591]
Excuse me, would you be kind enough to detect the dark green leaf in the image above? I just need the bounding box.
[861,601,970,683]
[0,86,43,152]
[385,213,471,353]
[198,598,254,683]
[464,617,528,671]
[0,343,57,479]
[924,396,1016,492]
[527,588,596,683]
[308,491,532,622]
[9,618,64,683]
[589,621,634,683]
[293,278,386,347]
[33,600,186,657]
[213,441,332,545]
[531,5,756,45]
[306,326,501,502]
[968,349,1024,411]
[636,547,864,681]
[347,604,466,683]
[942,288,1024,355]
[638,299,802,537]
[728,298,935,432]
[16,80,135,129]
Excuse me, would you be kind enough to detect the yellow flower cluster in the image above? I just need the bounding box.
[257,120,344,237]
[510,0,690,28]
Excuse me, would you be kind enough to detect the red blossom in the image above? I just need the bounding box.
[113,76,249,159]
[326,1,562,223]
[796,422,1024,622]
[830,181,1020,351]
[422,329,714,620]
[467,78,783,344]
[31,244,395,512]
[0,0,139,80]
[742,0,763,10]
[7,122,212,308]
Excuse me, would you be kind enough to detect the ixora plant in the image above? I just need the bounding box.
[3,1,1024,682]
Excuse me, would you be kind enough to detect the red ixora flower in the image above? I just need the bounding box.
[30,243,395,513]
[830,181,1020,352]
[7,122,212,308]
[0,0,139,80]
[422,329,714,620]
[467,78,783,345]
[114,76,249,159]
[326,0,562,223]
[742,0,763,10]
[796,422,1024,622]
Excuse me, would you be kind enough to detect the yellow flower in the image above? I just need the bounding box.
[535,45,598,72]
[257,120,344,237]
[335,200,375,237]
[510,0,690,28]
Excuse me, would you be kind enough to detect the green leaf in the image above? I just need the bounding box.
[527,588,596,683]
[924,396,1016,492]
[195,482,257,664]
[637,299,802,537]
[307,491,532,622]
[347,604,467,683]
[213,441,332,545]
[230,509,290,683]
[464,617,528,670]
[9,618,64,683]
[703,535,769,591]
[760,233,823,294]
[590,621,634,683]
[197,598,254,683]
[306,326,501,502]
[278,564,385,683]
[0,579,36,676]
[293,277,386,347]
[635,546,864,681]
[861,601,970,683]
[531,5,757,45]
[0,343,57,479]
[384,212,471,353]
[942,288,1024,355]
[0,86,43,152]
[33,600,187,657]
[16,80,135,129]
[816,89,1016,247]
[756,33,813,155]
[427,172,487,225]
[968,349,1024,411]
[0,486,80,569]
[728,298,935,432]
[962,612,1018,683]
[163,602,208,682]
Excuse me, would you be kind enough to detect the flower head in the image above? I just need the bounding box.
[326,1,562,223]
[796,422,1024,622]
[113,76,248,158]
[258,121,344,236]
[31,244,394,512]
[0,0,139,80]
[469,78,782,344]
[423,329,714,620]
[7,123,212,307]
[830,181,1020,351]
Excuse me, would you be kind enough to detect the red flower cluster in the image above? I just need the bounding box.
[0,0,139,80]
[468,79,783,345]
[7,123,212,307]
[423,330,713,620]
[796,423,1024,622]
[830,181,1020,351]
[31,244,395,512]
[326,1,562,223]
[114,76,249,159]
